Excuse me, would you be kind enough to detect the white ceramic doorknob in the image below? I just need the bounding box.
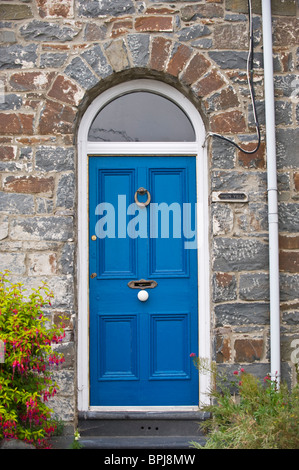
[137,290,149,302]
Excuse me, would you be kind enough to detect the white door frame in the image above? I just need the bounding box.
[77,79,211,412]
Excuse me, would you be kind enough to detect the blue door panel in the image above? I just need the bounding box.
[149,313,190,379]
[89,156,198,406]
[149,168,188,277]
[95,168,137,278]
[97,313,139,381]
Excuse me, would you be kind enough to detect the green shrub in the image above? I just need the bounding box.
[0,271,65,448]
[190,356,299,449]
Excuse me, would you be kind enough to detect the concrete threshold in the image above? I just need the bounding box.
[78,435,205,449]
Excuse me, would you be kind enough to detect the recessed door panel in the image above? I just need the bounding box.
[149,168,188,277]
[95,168,137,278]
[149,313,190,380]
[97,313,139,381]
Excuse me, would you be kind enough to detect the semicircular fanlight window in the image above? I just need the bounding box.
[88,91,195,142]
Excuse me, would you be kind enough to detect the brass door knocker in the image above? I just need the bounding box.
[134,187,151,208]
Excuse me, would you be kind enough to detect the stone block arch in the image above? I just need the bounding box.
[41,34,249,142]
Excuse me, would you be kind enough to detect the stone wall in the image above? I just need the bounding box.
[0,0,298,421]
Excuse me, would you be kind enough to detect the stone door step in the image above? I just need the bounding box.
[79,435,205,449]
[76,411,208,449]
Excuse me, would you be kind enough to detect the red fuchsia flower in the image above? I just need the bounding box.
[48,354,65,366]
[233,370,239,375]
[43,389,57,402]
[189,353,196,357]
[45,425,56,436]
[240,368,245,373]
[51,331,65,344]
[26,397,37,409]
[264,375,271,382]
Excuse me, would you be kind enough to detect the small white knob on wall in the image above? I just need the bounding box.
[137,290,149,302]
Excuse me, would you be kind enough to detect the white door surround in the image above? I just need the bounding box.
[77,79,211,412]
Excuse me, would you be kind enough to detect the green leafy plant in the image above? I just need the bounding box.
[70,429,83,449]
[190,356,299,449]
[0,271,65,448]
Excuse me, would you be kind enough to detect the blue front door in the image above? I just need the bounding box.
[89,156,198,406]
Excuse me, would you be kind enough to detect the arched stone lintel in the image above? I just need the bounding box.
[55,34,246,139]
[38,35,248,141]
[74,68,209,140]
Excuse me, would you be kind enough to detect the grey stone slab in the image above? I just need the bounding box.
[65,56,99,90]
[20,20,80,42]
[211,138,236,169]
[0,44,37,69]
[280,274,299,301]
[35,146,75,172]
[0,30,16,43]
[127,34,150,67]
[81,44,113,79]
[213,238,269,271]
[0,191,34,214]
[177,24,211,42]
[274,74,299,98]
[276,129,299,169]
[10,216,74,241]
[78,0,135,17]
[279,203,299,232]
[40,52,68,69]
[215,302,270,327]
[0,93,22,111]
[239,273,270,301]
[209,50,263,70]
[0,252,26,274]
[56,173,75,210]
[60,243,75,275]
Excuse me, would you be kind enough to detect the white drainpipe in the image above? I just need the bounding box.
[261,0,281,384]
